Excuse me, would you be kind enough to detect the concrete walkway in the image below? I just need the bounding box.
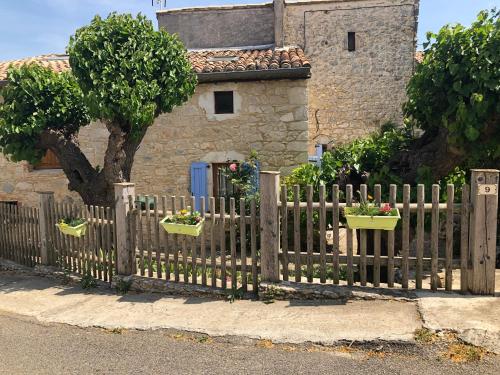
[417,291,500,354]
[0,271,420,345]
[1,270,499,352]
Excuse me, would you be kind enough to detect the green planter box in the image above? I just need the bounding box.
[56,222,88,237]
[160,217,205,237]
[344,208,400,231]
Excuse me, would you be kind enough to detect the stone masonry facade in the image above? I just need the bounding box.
[284,0,419,151]
[158,0,419,153]
[0,79,308,206]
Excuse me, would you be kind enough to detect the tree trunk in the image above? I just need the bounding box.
[387,127,467,185]
[38,123,146,207]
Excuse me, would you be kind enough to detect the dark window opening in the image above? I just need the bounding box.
[212,162,238,199]
[348,32,356,52]
[214,91,234,114]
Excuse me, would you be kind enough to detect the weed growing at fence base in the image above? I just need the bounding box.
[80,272,98,289]
[115,278,132,294]
[226,285,245,303]
[140,259,255,286]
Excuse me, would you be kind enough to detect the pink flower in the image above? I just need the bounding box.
[380,203,392,213]
[229,163,237,172]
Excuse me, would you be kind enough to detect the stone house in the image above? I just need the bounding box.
[0,0,419,207]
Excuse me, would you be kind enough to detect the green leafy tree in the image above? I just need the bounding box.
[0,13,196,206]
[394,9,499,183]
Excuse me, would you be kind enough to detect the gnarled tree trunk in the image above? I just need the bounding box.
[387,127,467,185]
[38,123,146,207]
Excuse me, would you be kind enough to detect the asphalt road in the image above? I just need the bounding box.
[0,312,498,375]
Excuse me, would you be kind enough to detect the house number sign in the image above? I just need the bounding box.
[477,184,497,196]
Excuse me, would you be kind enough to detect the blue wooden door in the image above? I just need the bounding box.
[190,162,209,211]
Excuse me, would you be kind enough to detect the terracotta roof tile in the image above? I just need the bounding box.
[0,54,70,81]
[0,47,311,81]
[415,51,424,64]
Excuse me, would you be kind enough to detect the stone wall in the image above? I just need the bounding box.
[157,4,275,49]
[0,79,308,207]
[284,0,419,151]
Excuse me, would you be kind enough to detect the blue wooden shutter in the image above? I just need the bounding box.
[190,162,209,211]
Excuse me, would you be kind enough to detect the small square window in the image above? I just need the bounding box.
[348,32,356,52]
[214,91,234,114]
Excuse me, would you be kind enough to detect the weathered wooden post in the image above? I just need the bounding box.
[467,169,499,295]
[38,191,54,266]
[114,182,135,276]
[260,171,281,282]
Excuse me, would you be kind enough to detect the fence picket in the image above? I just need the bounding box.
[431,184,440,291]
[172,196,179,282]
[306,185,313,283]
[220,198,226,289]
[161,196,169,280]
[250,198,258,291]
[239,197,247,291]
[360,185,368,286]
[154,196,161,280]
[144,195,152,278]
[230,198,237,288]
[293,185,301,282]
[281,185,289,281]
[373,184,381,287]
[460,184,470,293]
[346,185,354,286]
[319,185,327,284]
[200,196,207,286]
[332,185,340,285]
[210,197,216,287]
[445,184,454,291]
[402,185,410,289]
[105,207,112,281]
[180,196,189,283]
[416,185,425,289]
[191,196,197,285]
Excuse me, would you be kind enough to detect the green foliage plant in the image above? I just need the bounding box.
[0,13,196,206]
[164,209,203,225]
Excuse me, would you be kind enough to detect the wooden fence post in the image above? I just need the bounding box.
[467,169,499,295]
[38,191,54,266]
[260,171,280,282]
[114,182,135,276]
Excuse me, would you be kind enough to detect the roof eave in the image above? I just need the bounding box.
[197,67,311,83]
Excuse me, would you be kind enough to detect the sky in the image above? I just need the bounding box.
[0,0,498,60]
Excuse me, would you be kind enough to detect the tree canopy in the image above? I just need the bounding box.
[404,9,499,170]
[0,13,196,206]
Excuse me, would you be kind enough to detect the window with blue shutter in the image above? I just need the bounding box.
[190,162,209,211]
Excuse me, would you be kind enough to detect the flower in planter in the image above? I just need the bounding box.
[164,210,203,225]
[229,163,238,172]
[379,203,393,215]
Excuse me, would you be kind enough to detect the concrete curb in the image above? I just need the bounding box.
[259,281,416,302]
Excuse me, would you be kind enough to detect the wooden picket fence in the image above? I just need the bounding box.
[0,169,497,296]
[0,199,116,282]
[0,203,40,267]
[129,194,260,291]
[279,183,469,292]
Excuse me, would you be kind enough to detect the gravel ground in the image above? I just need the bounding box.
[0,311,498,375]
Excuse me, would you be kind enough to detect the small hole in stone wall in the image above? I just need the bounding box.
[348,32,356,52]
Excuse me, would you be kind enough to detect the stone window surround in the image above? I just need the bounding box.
[198,84,242,121]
